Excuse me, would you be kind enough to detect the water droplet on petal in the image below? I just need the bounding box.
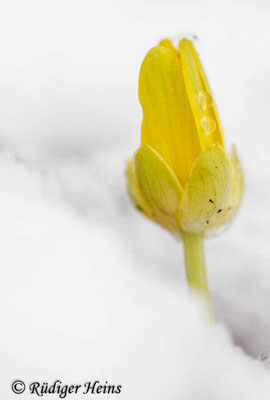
[198,91,213,111]
[201,116,216,135]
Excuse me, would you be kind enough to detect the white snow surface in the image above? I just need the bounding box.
[0,0,270,398]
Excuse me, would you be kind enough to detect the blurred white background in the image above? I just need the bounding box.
[1,0,270,398]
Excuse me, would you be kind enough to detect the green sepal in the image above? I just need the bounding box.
[179,143,233,233]
[134,145,183,229]
[204,144,244,236]
[126,158,143,210]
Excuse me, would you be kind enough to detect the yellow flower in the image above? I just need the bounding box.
[127,38,244,236]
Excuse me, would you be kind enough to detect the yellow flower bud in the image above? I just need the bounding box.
[126,38,244,236]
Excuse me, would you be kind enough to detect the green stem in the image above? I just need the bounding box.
[182,231,213,321]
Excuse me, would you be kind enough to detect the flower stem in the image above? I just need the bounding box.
[182,231,213,321]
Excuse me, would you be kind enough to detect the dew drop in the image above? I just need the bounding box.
[198,91,213,111]
[201,116,216,135]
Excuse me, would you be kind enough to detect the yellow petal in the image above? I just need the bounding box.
[179,39,224,150]
[134,145,183,228]
[158,39,178,54]
[139,45,201,186]
[179,143,233,233]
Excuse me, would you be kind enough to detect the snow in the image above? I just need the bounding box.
[0,0,270,398]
